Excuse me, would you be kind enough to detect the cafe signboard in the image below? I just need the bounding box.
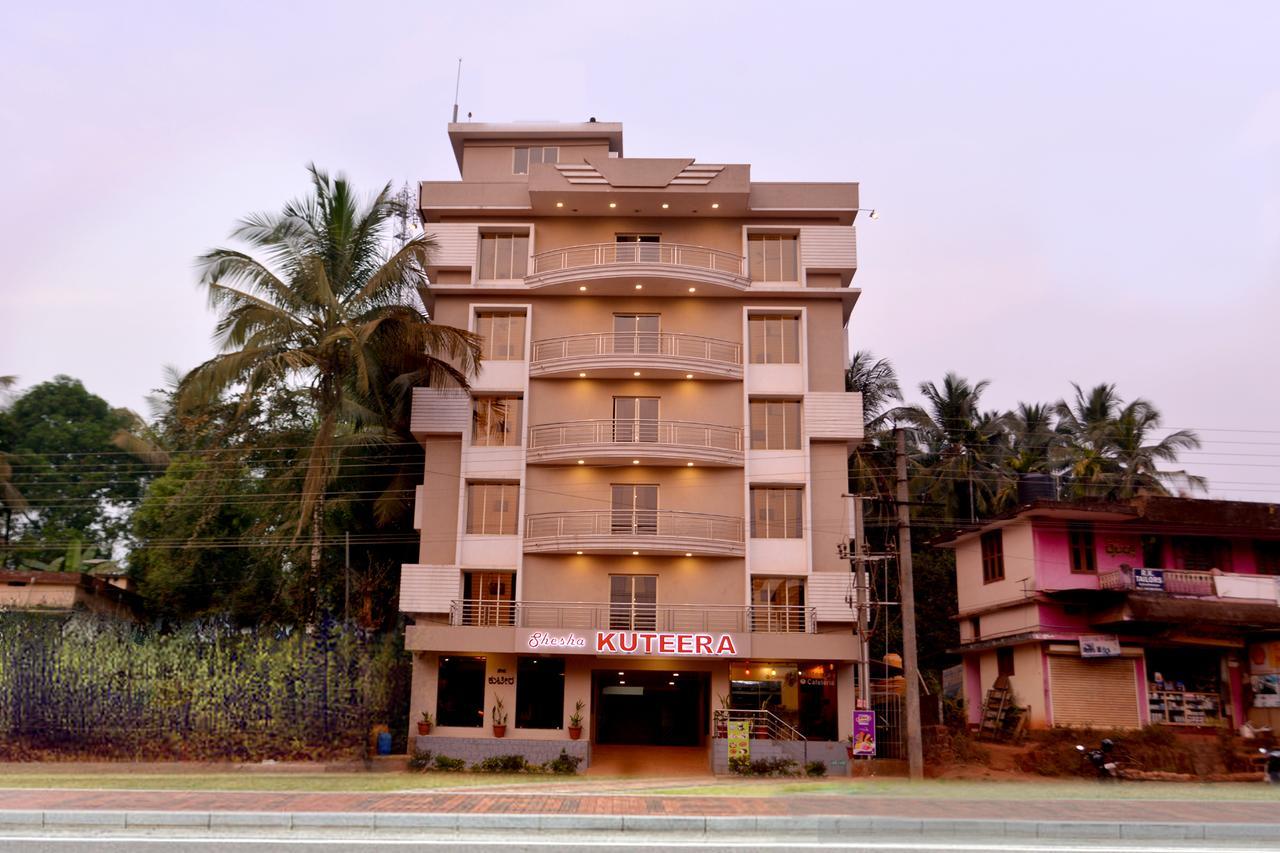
[520,629,742,657]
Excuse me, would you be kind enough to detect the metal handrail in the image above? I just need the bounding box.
[1098,566,1216,596]
[529,419,742,452]
[447,599,815,633]
[530,332,741,366]
[530,241,745,276]
[524,509,744,544]
[713,708,807,741]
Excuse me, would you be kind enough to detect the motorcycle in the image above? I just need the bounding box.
[1258,747,1280,784]
[1076,738,1120,781]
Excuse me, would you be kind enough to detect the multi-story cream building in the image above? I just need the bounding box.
[401,120,866,770]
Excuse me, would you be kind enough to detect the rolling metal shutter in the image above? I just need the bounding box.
[1048,656,1141,728]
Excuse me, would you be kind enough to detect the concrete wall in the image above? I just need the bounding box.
[419,437,462,565]
[711,737,848,775]
[414,735,591,767]
[974,643,1049,727]
[954,521,1036,613]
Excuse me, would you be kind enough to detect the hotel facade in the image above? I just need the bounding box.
[401,120,866,769]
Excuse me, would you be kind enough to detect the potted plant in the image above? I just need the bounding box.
[568,700,584,740]
[416,710,433,736]
[491,696,508,738]
[846,734,856,760]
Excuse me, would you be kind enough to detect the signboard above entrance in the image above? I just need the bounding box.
[1079,635,1121,658]
[1133,568,1165,591]
[520,629,740,657]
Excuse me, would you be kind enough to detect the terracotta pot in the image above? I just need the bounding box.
[417,722,431,736]
[493,725,507,738]
[568,726,582,741]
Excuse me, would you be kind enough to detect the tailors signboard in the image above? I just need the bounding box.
[1133,568,1165,592]
[520,629,741,657]
[1079,634,1121,658]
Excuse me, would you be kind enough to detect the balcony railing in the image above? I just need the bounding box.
[712,708,807,740]
[531,332,741,368]
[529,419,742,454]
[1098,567,1216,597]
[531,241,745,277]
[447,599,815,633]
[525,509,744,552]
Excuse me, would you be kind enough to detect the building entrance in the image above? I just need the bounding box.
[592,669,709,746]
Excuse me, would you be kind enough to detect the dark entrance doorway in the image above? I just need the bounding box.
[593,669,708,746]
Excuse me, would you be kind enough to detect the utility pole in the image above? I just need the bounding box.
[895,428,924,781]
[844,495,872,711]
[344,531,351,625]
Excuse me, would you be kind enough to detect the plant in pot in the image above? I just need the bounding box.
[416,710,433,736]
[714,693,730,739]
[568,700,584,740]
[491,696,508,738]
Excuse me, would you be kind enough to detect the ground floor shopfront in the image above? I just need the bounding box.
[405,624,858,771]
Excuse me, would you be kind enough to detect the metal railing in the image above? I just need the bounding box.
[529,419,742,453]
[530,332,741,367]
[713,708,807,741]
[531,241,745,276]
[1098,566,1216,596]
[524,509,744,545]
[447,599,815,633]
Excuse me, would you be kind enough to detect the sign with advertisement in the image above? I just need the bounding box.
[851,710,877,757]
[1252,675,1280,708]
[727,721,751,761]
[1249,642,1280,675]
[1133,568,1165,592]
[518,629,741,657]
[1079,635,1121,658]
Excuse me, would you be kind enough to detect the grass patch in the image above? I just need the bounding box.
[0,772,554,793]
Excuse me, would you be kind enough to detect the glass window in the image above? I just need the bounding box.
[477,234,529,279]
[462,571,514,626]
[515,657,565,730]
[1067,523,1096,574]
[1173,536,1232,572]
[747,315,800,364]
[512,147,529,175]
[997,647,1015,677]
[472,397,522,447]
[612,313,659,354]
[466,482,519,535]
[751,577,806,632]
[613,397,659,443]
[749,400,801,450]
[436,656,485,727]
[474,311,526,360]
[1256,541,1280,576]
[611,484,658,536]
[513,147,558,174]
[981,530,1004,583]
[750,488,803,539]
[609,575,657,630]
[747,234,798,282]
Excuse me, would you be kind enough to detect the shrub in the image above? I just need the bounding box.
[407,749,433,772]
[433,755,466,771]
[749,757,800,777]
[804,760,827,777]
[545,748,582,775]
[728,755,752,775]
[474,754,533,773]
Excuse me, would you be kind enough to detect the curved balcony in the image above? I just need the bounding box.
[529,332,742,380]
[524,510,745,557]
[527,420,743,467]
[525,242,749,293]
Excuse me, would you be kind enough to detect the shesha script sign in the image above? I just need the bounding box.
[521,630,739,657]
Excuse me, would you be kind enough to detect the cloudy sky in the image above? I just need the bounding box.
[2,1,1277,500]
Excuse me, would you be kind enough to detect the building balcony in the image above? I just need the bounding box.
[1087,567,1280,632]
[525,241,749,293]
[447,599,815,633]
[1097,566,1280,601]
[527,419,743,467]
[529,332,742,380]
[523,510,745,557]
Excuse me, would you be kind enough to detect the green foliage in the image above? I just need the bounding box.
[473,753,532,773]
[729,755,800,776]
[0,611,408,761]
[804,760,827,777]
[407,749,433,771]
[727,755,752,775]
[432,755,465,771]
[545,748,582,775]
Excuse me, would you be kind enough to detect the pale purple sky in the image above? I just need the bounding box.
[2,1,1278,499]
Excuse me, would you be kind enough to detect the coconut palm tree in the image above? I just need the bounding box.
[178,165,481,586]
[845,350,903,426]
[844,352,904,525]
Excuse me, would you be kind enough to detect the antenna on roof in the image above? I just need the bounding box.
[451,58,463,123]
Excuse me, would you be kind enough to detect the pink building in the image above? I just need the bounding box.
[941,496,1280,731]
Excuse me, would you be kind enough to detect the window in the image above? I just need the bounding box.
[1173,536,1232,572]
[613,397,659,443]
[436,656,485,727]
[613,313,659,354]
[747,314,800,364]
[751,487,803,539]
[611,484,658,535]
[1256,541,1280,576]
[749,400,801,450]
[466,482,519,535]
[461,571,514,626]
[996,647,1015,677]
[515,657,565,729]
[472,397,522,447]
[1067,523,1096,574]
[614,234,661,263]
[751,577,806,632]
[474,311,526,360]
[747,233,798,282]
[980,530,1004,583]
[610,575,656,630]
[968,616,981,640]
[1142,535,1165,569]
[478,234,529,280]
[513,146,558,174]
